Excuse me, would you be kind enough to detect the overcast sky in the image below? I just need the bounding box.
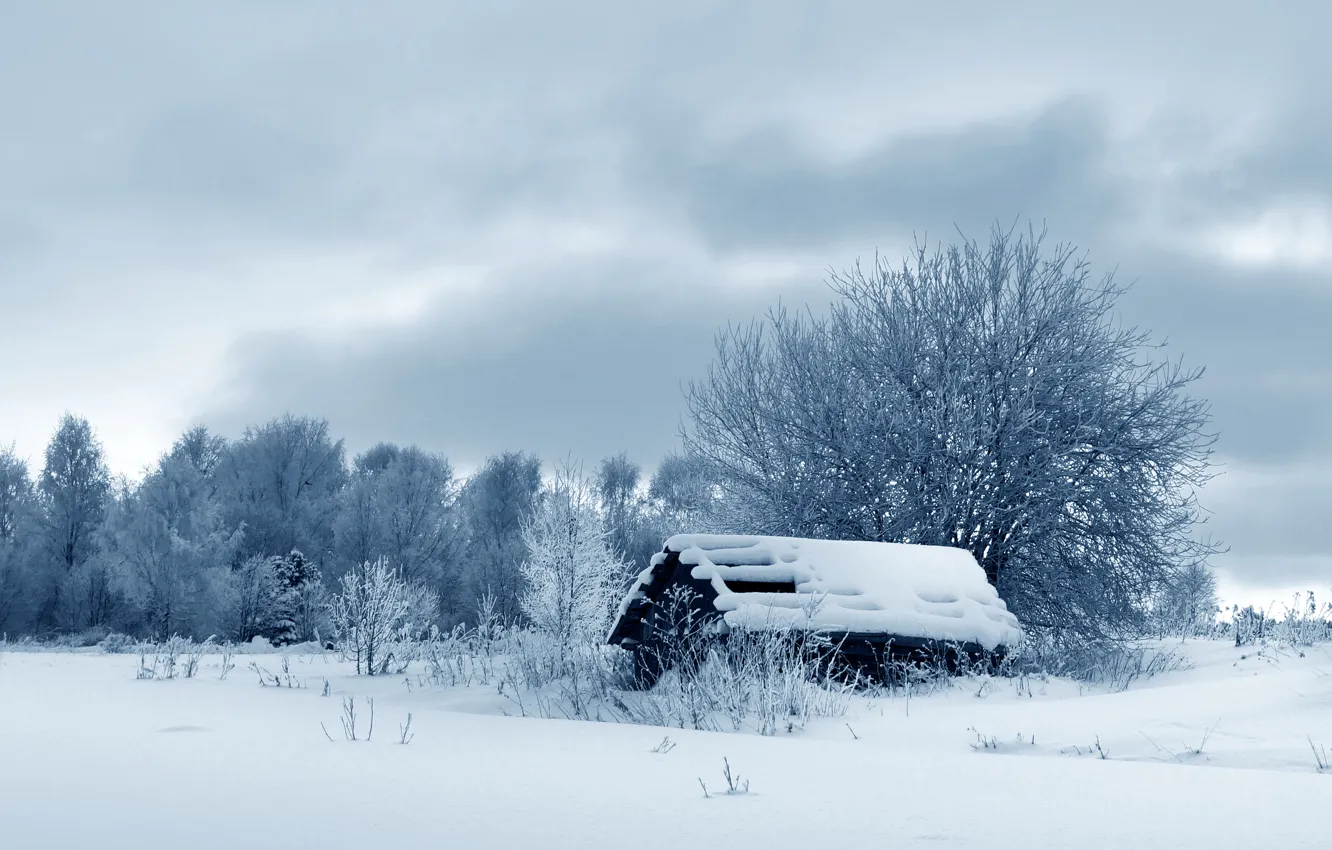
[3,1,1329,607]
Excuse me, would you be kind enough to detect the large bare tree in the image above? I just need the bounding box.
[684,225,1219,638]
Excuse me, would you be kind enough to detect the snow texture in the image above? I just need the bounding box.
[630,534,1022,650]
[2,640,1331,849]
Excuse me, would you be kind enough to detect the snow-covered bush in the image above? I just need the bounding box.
[621,625,853,735]
[1004,634,1190,692]
[331,559,437,675]
[98,632,136,653]
[51,626,112,648]
[1267,592,1331,646]
[493,616,853,735]
[417,594,516,688]
[1218,593,1332,649]
[134,635,213,680]
[420,624,496,688]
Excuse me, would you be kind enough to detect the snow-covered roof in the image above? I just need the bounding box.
[615,533,1022,651]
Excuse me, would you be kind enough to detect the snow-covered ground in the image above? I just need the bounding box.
[2,640,1329,849]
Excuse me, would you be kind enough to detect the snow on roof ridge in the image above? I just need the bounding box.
[652,533,1022,650]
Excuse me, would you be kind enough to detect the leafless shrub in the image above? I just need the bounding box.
[182,636,214,678]
[1184,719,1219,757]
[720,758,749,794]
[331,559,437,676]
[967,727,1038,752]
[98,632,137,653]
[968,726,999,750]
[136,644,160,680]
[420,622,504,689]
[135,635,211,680]
[697,758,751,799]
[218,642,235,680]
[1061,737,1110,759]
[1310,737,1329,773]
[248,661,275,686]
[497,620,854,735]
[339,696,360,741]
[1218,593,1332,649]
[248,660,304,688]
[1006,634,1190,692]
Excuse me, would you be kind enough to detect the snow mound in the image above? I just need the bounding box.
[663,533,1023,651]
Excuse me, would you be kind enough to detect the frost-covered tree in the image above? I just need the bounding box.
[217,415,346,566]
[101,429,241,638]
[210,550,328,645]
[597,452,640,554]
[459,451,542,623]
[38,415,112,628]
[285,569,332,645]
[39,415,110,571]
[520,462,627,649]
[268,549,329,645]
[170,425,229,485]
[684,225,1219,639]
[219,554,280,643]
[647,450,723,535]
[333,444,462,590]
[0,446,39,632]
[331,559,436,675]
[101,476,238,639]
[1156,562,1219,636]
[595,452,660,577]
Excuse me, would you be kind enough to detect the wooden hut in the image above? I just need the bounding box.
[606,534,1023,686]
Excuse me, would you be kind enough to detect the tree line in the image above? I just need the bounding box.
[0,414,711,643]
[2,225,1223,646]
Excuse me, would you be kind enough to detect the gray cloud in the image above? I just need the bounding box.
[629,97,1123,252]
[1205,464,1332,559]
[4,0,1331,601]
[202,262,833,472]
[1116,253,1332,467]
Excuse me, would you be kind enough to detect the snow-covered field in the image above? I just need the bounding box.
[2,640,1329,849]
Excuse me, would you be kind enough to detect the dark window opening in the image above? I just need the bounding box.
[723,579,798,594]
